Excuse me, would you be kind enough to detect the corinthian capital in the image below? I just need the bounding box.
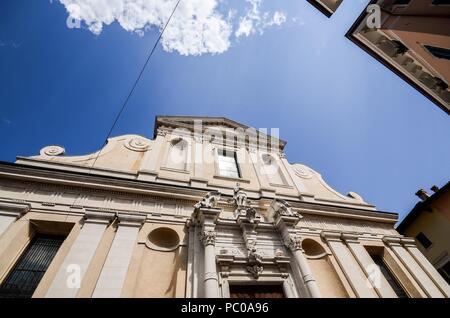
[284,235,303,252]
[200,230,217,246]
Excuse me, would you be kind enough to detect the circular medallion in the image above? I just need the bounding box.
[293,164,312,179]
[125,137,150,152]
[40,146,65,157]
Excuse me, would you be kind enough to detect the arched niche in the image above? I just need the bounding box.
[261,153,287,186]
[301,238,348,298]
[165,138,189,171]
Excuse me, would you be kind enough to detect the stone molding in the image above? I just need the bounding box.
[117,213,146,227]
[320,231,343,242]
[0,199,31,218]
[84,209,116,225]
[341,233,360,244]
[382,236,403,246]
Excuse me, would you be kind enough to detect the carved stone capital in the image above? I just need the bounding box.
[341,233,360,244]
[382,236,402,246]
[200,230,216,246]
[400,237,417,248]
[285,235,303,252]
[117,213,146,228]
[84,209,116,225]
[320,231,342,242]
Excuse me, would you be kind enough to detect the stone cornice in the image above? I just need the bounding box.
[0,161,397,225]
[0,199,31,218]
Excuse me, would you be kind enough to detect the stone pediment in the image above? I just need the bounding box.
[154,116,287,151]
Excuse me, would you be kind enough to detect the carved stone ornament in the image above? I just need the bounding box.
[271,199,302,218]
[229,183,251,208]
[40,145,65,157]
[292,164,312,179]
[194,191,221,210]
[285,235,303,251]
[249,250,264,265]
[156,128,168,137]
[230,184,261,222]
[246,264,264,279]
[125,137,150,152]
[275,249,285,257]
[200,230,216,246]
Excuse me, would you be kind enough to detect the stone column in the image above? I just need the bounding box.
[274,210,321,298]
[45,210,115,298]
[342,234,397,298]
[0,200,30,238]
[383,237,444,298]
[196,207,221,298]
[285,235,322,298]
[92,213,146,298]
[401,238,450,297]
[322,232,377,298]
[201,230,219,298]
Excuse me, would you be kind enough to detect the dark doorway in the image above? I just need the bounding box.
[229,284,285,298]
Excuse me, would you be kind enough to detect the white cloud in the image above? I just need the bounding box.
[269,11,286,26]
[58,0,287,56]
[235,0,286,38]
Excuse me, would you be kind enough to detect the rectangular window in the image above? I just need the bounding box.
[424,45,450,60]
[416,232,432,249]
[371,255,408,298]
[229,284,285,298]
[0,235,65,298]
[217,150,241,179]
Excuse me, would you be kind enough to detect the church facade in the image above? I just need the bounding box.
[0,116,448,298]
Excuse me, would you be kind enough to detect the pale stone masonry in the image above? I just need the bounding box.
[0,116,448,298]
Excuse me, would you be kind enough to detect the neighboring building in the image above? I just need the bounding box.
[397,183,450,284]
[346,0,450,114]
[0,116,448,298]
[307,0,344,17]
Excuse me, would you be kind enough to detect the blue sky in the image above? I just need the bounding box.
[0,0,449,223]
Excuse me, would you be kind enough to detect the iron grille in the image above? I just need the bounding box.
[0,235,65,298]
